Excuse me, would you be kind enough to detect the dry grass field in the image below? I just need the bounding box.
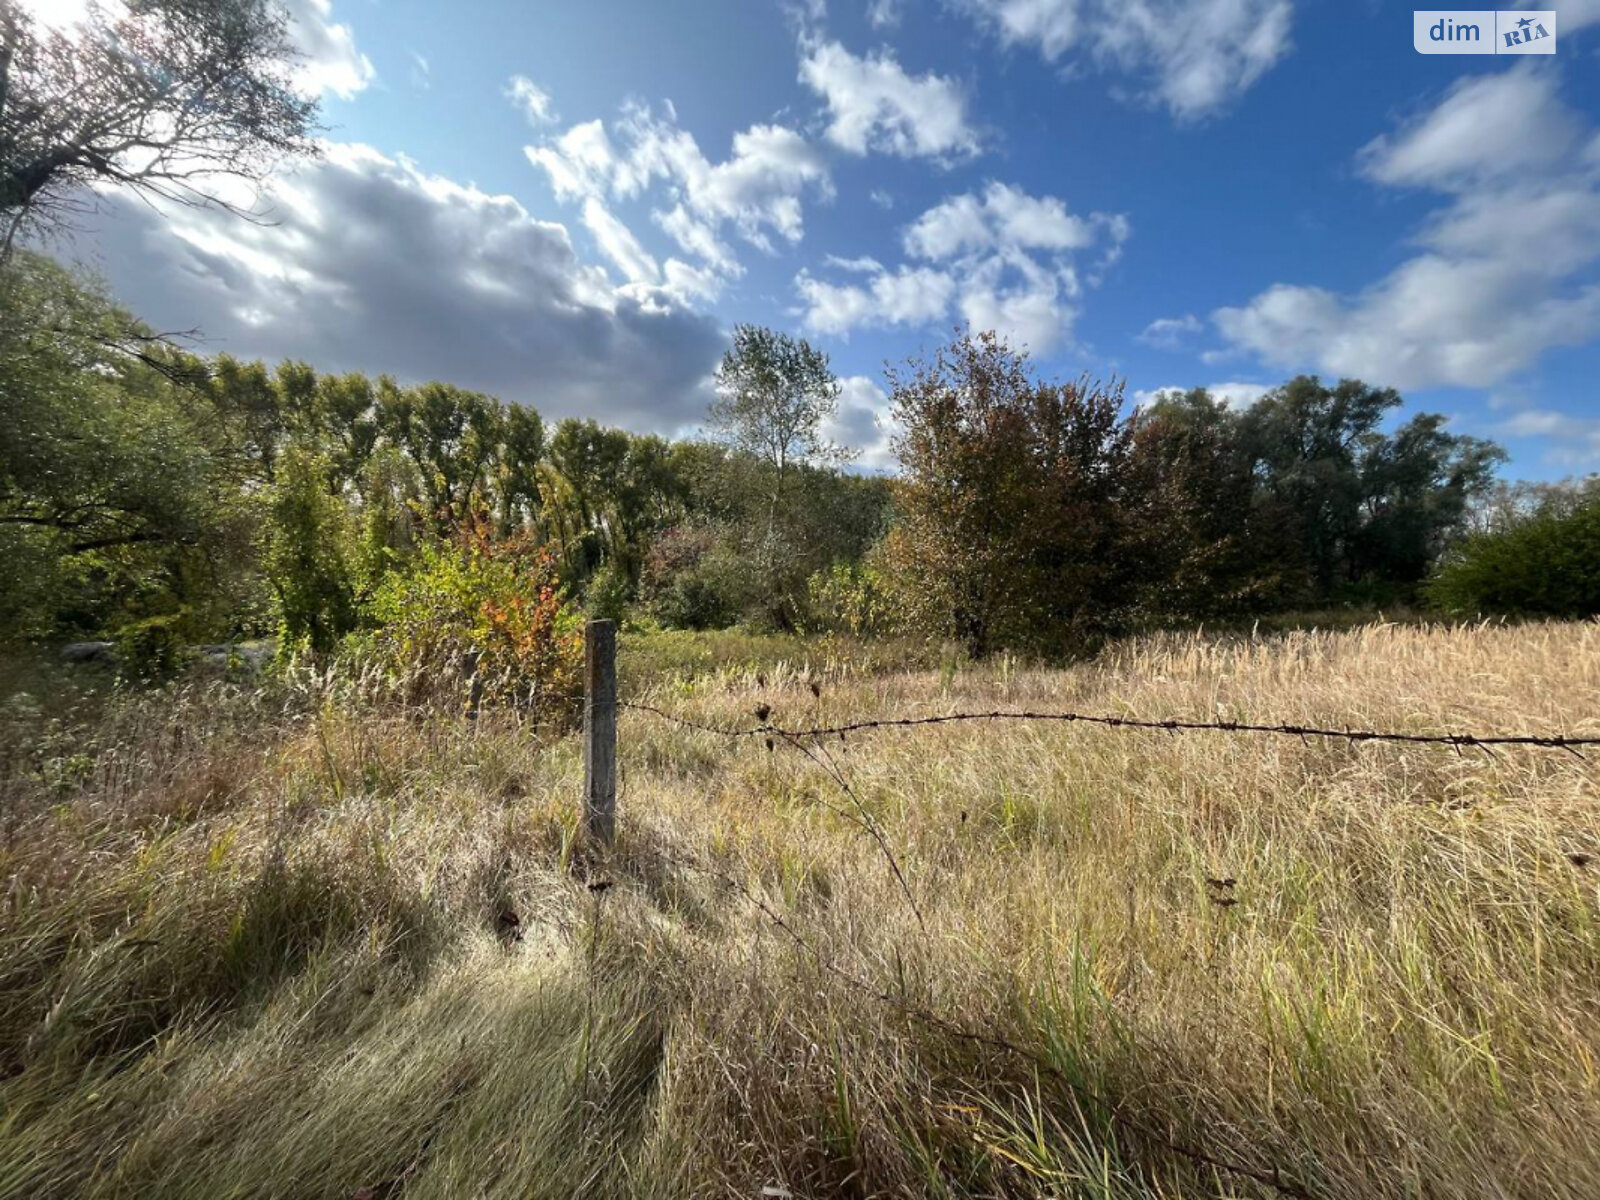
[2,620,1599,1198]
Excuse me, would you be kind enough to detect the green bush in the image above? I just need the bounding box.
[113,613,187,680]
[1428,499,1600,618]
[583,560,633,624]
[265,448,360,656]
[804,560,904,637]
[641,527,749,630]
[356,520,583,717]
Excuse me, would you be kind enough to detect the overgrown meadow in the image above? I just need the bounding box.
[3,620,1597,1199]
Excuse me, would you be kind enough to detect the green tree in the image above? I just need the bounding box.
[0,253,239,637]
[377,379,503,531]
[1237,377,1400,602]
[495,404,545,535]
[1429,492,1600,618]
[1125,388,1260,619]
[1350,413,1504,590]
[707,326,865,627]
[264,445,359,654]
[546,418,630,583]
[1237,377,1501,604]
[711,324,850,529]
[888,330,1135,658]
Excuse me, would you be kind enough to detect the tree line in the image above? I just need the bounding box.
[10,249,1583,671]
[0,255,890,657]
[883,332,1508,655]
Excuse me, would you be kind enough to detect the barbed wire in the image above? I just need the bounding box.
[621,701,1597,758]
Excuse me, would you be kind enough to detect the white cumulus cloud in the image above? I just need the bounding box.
[798,38,982,161]
[526,102,832,301]
[955,0,1292,120]
[797,182,1129,354]
[1214,67,1600,392]
[283,0,375,99]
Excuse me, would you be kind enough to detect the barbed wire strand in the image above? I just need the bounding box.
[641,838,1311,1198]
[621,701,1596,757]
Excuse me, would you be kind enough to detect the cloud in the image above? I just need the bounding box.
[66,142,724,432]
[823,253,887,272]
[798,38,981,160]
[796,265,957,334]
[506,75,559,127]
[1133,381,1272,408]
[1137,313,1203,348]
[963,0,1080,58]
[580,197,660,286]
[526,102,832,300]
[905,182,1100,258]
[797,182,1129,353]
[823,375,900,469]
[1356,67,1582,189]
[409,51,430,90]
[865,0,904,28]
[283,0,375,99]
[1214,68,1600,392]
[955,0,1292,120]
[1491,409,1600,467]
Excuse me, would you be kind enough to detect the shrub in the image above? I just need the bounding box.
[265,448,360,656]
[359,519,583,718]
[1428,498,1600,618]
[583,560,633,624]
[641,526,748,630]
[804,560,904,637]
[112,612,187,680]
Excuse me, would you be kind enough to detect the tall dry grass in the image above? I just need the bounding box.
[1,620,1597,1198]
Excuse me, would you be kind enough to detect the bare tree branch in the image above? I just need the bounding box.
[0,0,320,247]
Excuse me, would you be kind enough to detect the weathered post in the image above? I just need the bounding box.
[583,619,617,843]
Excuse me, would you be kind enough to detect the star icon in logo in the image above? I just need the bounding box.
[1517,16,1534,30]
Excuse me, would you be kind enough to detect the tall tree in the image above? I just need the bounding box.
[0,253,253,635]
[377,380,502,530]
[1125,388,1260,619]
[546,417,630,580]
[888,330,1134,658]
[1237,377,1400,601]
[709,325,853,626]
[0,0,319,244]
[710,325,849,517]
[494,404,545,536]
[1238,377,1501,603]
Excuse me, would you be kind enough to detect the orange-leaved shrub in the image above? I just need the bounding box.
[357,514,583,719]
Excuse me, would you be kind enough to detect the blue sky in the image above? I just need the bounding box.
[46,0,1600,476]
